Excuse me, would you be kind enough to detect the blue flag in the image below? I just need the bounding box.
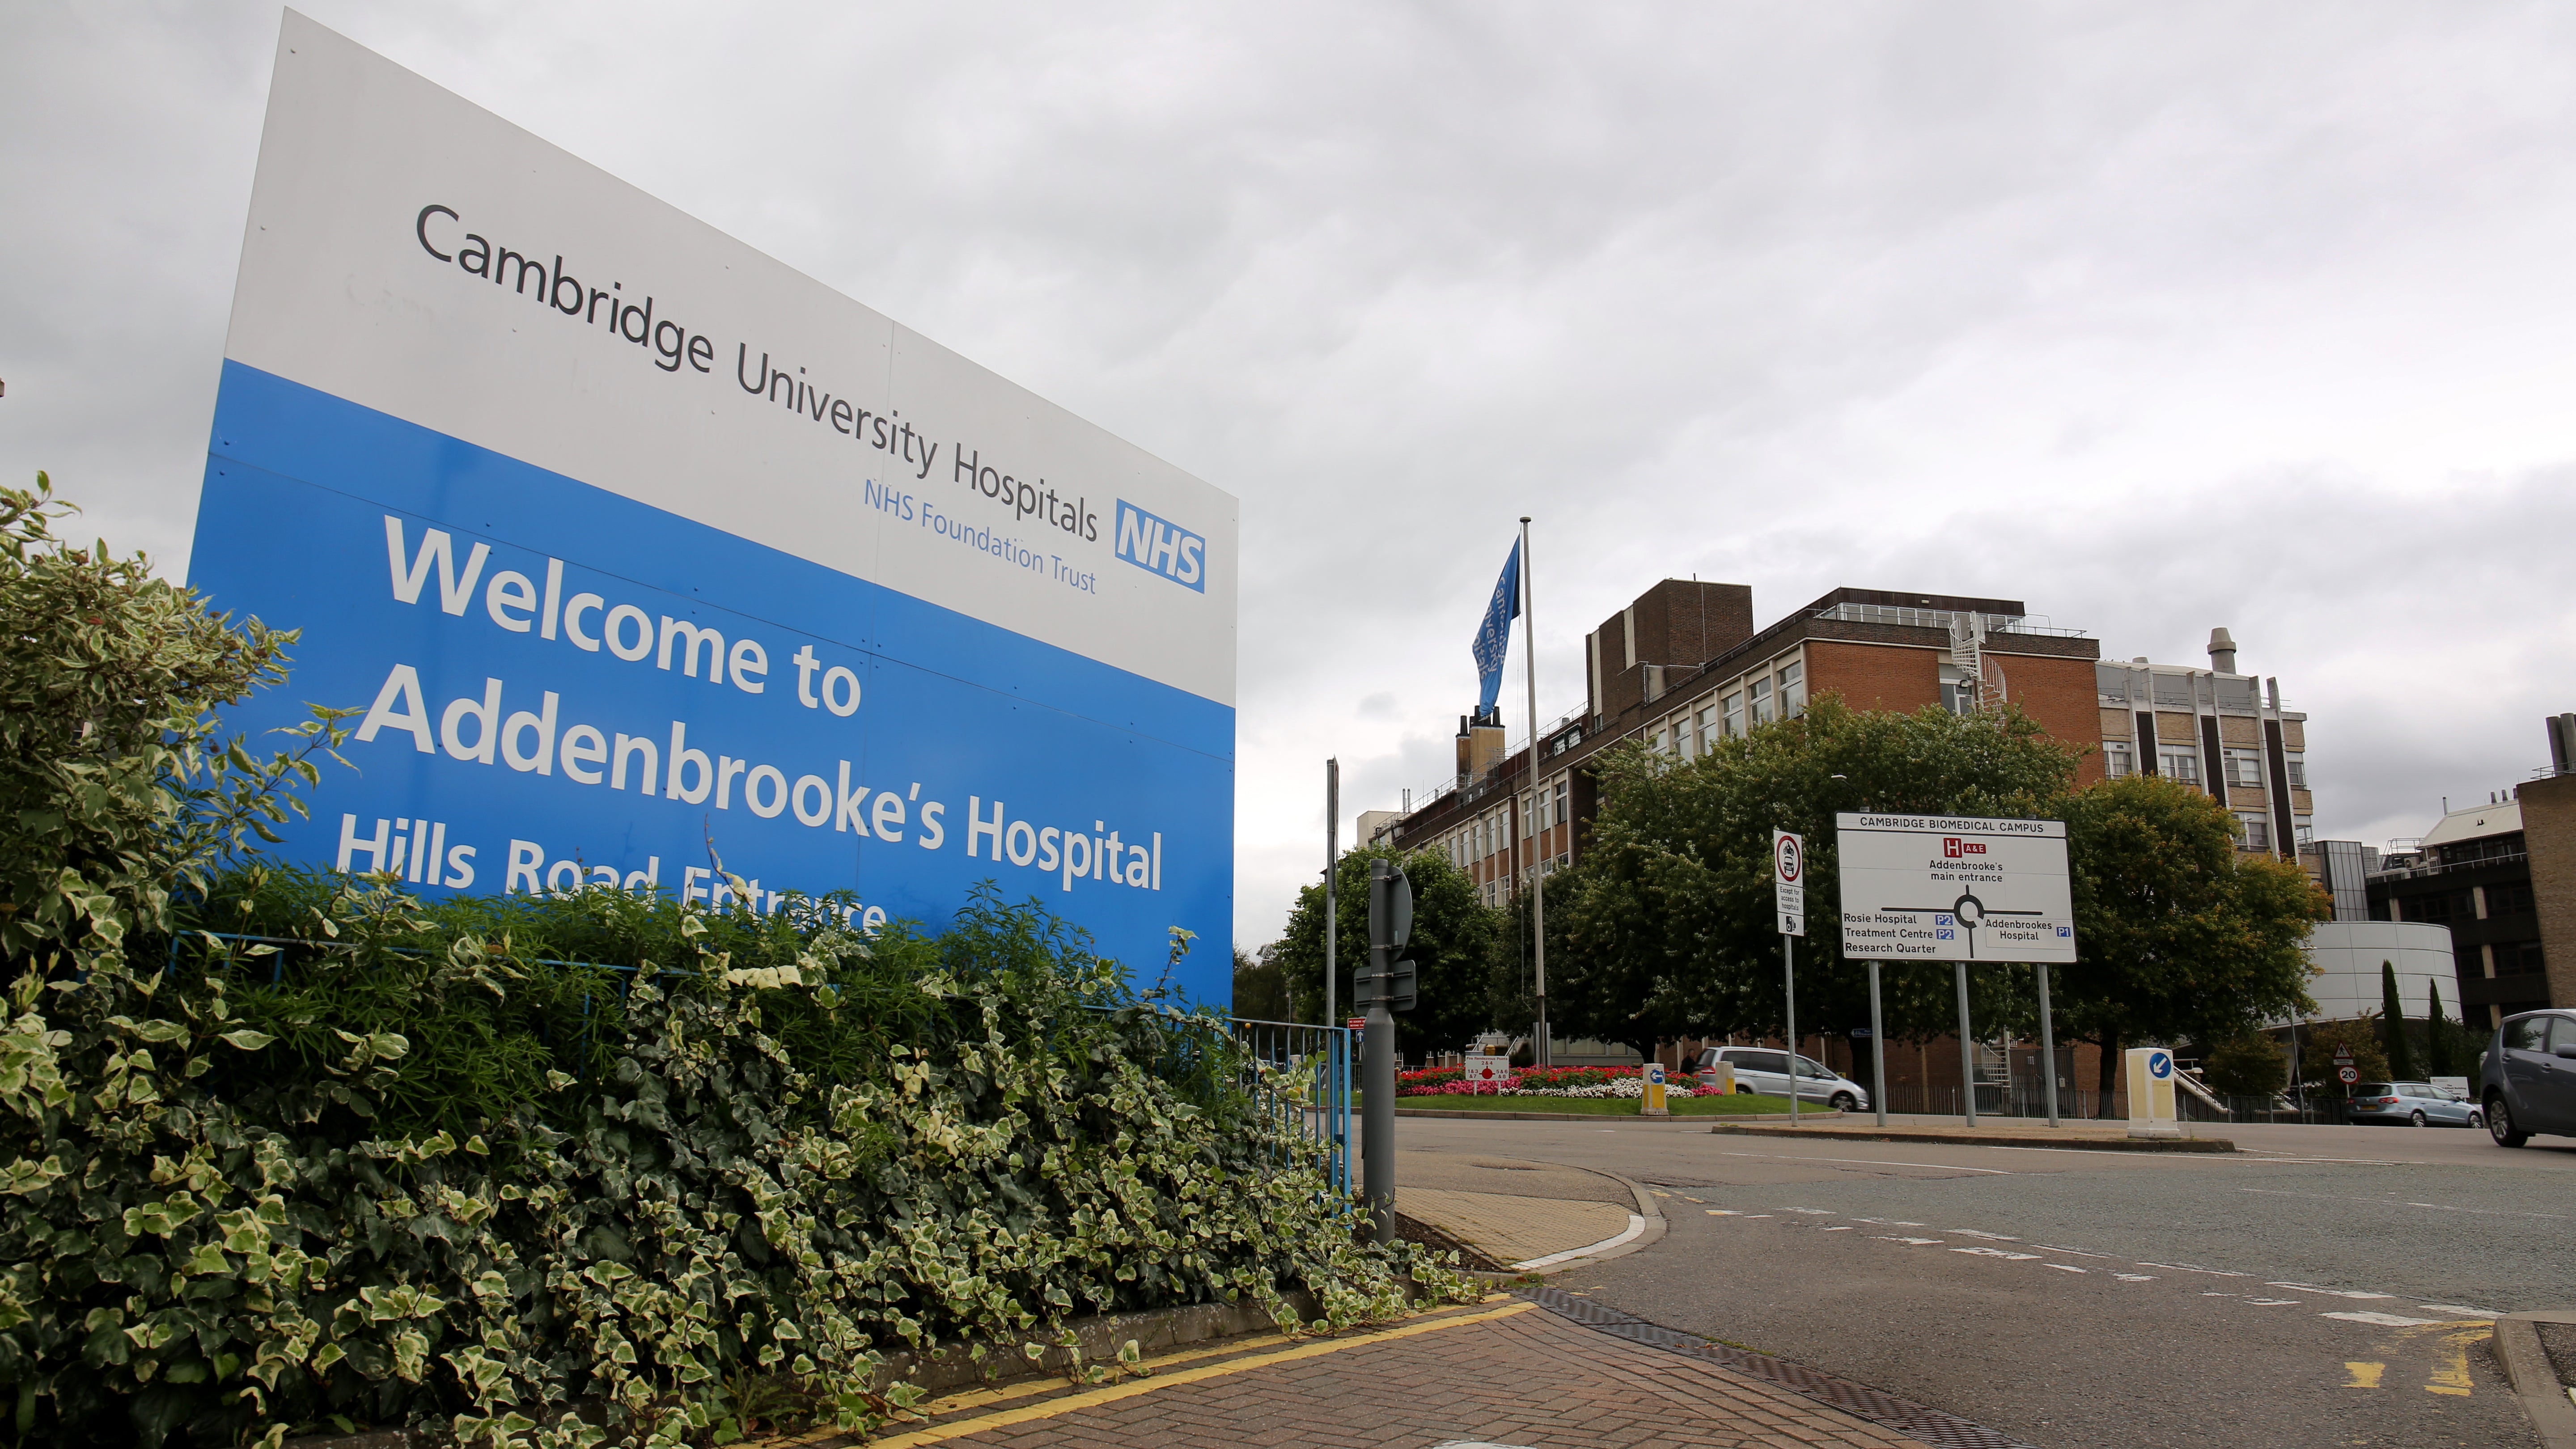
[1472,540,1521,712]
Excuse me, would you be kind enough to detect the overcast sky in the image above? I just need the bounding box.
[7,3,2575,951]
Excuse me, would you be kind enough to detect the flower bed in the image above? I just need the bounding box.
[1396,1064,1727,1098]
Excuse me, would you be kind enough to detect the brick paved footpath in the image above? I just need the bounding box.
[836,1297,1921,1449]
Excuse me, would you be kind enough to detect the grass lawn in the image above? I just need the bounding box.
[1387,1091,1804,1116]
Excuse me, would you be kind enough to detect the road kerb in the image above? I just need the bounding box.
[2494,1310,2576,1449]
[1707,1122,2236,1152]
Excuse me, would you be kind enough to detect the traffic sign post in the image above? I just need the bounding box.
[1463,1052,1508,1094]
[1775,830,1804,1123]
[1360,858,1414,1244]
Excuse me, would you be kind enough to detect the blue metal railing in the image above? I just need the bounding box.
[1230,1019,1354,1200]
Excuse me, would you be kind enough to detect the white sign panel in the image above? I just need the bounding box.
[1772,828,1805,936]
[1833,813,2075,963]
[186,16,1237,996]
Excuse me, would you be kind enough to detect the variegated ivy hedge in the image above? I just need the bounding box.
[3,876,1455,1449]
[0,477,1458,1449]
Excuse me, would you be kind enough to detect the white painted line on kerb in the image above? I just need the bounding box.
[1511,1214,1646,1271]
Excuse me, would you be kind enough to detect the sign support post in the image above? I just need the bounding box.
[1868,961,1887,1127]
[2035,962,2059,1127]
[1324,759,1338,1028]
[1774,829,1805,1123]
[1954,962,1977,1127]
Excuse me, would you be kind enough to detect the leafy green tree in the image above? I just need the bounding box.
[1233,942,1291,1021]
[1278,842,1499,1058]
[2201,1033,2288,1097]
[2380,960,2415,1080]
[1546,695,2083,1062]
[2053,774,2325,1114]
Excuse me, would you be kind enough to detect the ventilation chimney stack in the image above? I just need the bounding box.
[2207,627,2238,675]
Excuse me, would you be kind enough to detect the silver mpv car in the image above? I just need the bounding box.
[1695,1046,1871,1111]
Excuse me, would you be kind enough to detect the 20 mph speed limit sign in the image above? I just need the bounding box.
[1774,829,1805,936]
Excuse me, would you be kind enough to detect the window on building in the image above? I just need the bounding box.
[1778,660,1806,716]
[2224,749,2265,788]
[2284,754,2306,790]
[1695,706,1714,755]
[2295,823,2314,846]
[2159,748,2201,784]
[1554,781,1568,827]
[2488,883,2537,916]
[2103,741,2134,778]
[2237,812,2271,851]
[1647,726,1665,755]
[2500,941,2546,976]
[1749,677,1775,727]
[2402,891,2453,925]
[1523,793,1535,837]
[1723,691,1744,738]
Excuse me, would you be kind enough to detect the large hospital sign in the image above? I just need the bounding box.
[188,16,1238,999]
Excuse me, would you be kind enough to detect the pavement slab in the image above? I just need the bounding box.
[852,1296,1943,1449]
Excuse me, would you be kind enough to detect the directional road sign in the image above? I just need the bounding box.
[1835,813,2075,962]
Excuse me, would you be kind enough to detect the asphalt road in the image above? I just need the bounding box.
[1394,1115,2576,1449]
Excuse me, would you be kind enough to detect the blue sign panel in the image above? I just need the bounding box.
[188,18,1237,1001]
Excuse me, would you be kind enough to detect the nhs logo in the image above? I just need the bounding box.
[1114,501,1206,593]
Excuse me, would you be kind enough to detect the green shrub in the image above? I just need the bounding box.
[0,477,1454,1447]
[2200,1033,2287,1097]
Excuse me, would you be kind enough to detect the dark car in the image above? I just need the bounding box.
[2478,1010,2576,1148]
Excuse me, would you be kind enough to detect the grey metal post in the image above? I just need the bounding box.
[1363,858,1397,1244]
[1324,759,1338,1027]
[2036,962,2059,1128]
[1868,960,1888,1127]
[1522,516,1549,1068]
[1955,961,1977,1126]
[1784,936,1799,1123]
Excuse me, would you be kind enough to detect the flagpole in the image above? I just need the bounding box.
[1522,516,1549,1068]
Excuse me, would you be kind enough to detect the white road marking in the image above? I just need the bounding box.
[2203,1292,2240,1297]
[1781,1207,1836,1215]
[1851,1217,1929,1226]
[2045,1264,2089,1274]
[1707,1210,1740,1216]
[2325,1311,2443,1328]
[2246,1299,2303,1306]
[2420,1305,2502,1316]
[1717,1151,2012,1176]
[1875,1236,1946,1245]
[2135,1262,2249,1277]
[2028,1244,2116,1259]
[1948,1229,2021,1240]
[2266,1283,2395,1300]
[1954,1247,2042,1260]
[2243,1187,2573,1221]
[2113,1274,2156,1282]
[1818,1225,1856,1232]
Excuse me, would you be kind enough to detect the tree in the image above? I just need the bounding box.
[2381,961,2415,1080]
[2425,979,2458,1077]
[2298,1016,2389,1091]
[1547,695,2083,1062]
[2202,1033,2288,1097]
[2054,774,2326,1114]
[1277,842,1499,1059]
[1233,942,1291,1021]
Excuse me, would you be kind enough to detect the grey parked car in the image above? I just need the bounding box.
[2343,1081,2482,1128]
[2479,1009,2576,1148]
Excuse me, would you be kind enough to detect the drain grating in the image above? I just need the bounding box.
[1518,1286,2037,1449]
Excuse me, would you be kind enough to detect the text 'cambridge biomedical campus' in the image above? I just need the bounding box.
[8,8,2576,1449]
